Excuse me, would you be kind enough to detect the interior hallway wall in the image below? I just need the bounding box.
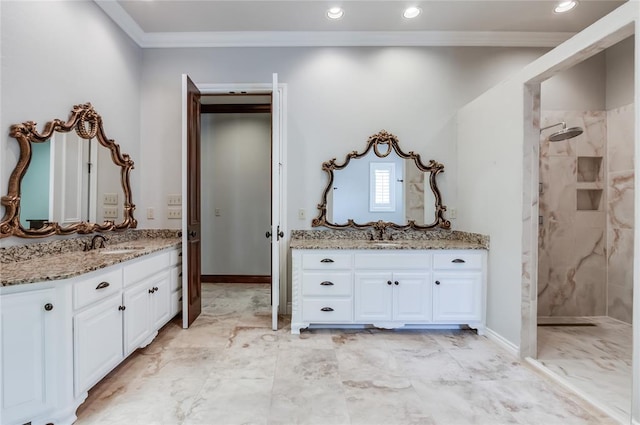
[200,113,271,276]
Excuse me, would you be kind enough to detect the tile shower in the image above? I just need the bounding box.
[537,103,635,323]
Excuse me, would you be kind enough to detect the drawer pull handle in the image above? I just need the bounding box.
[387,280,392,285]
[96,281,110,290]
[435,280,441,285]
[118,305,126,311]
[452,259,466,263]
[321,307,334,312]
[179,252,182,257]
[44,303,54,311]
[320,281,334,286]
[320,258,334,263]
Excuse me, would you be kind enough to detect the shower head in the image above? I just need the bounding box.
[540,122,584,142]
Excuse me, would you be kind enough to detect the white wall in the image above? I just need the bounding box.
[606,35,635,110]
[139,46,548,233]
[200,113,271,275]
[0,0,142,247]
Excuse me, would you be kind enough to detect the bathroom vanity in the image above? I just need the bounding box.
[0,237,181,425]
[290,232,488,334]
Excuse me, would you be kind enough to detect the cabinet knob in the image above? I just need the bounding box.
[149,288,155,294]
[154,286,159,292]
[118,305,126,311]
[320,307,334,312]
[44,303,53,311]
[435,281,441,285]
[96,281,110,290]
[394,281,399,286]
[320,281,334,286]
[387,280,392,285]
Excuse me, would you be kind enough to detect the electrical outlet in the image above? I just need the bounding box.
[104,207,118,219]
[214,208,221,217]
[298,209,306,220]
[168,207,182,219]
[449,208,457,219]
[103,193,118,205]
[167,194,182,206]
[147,207,155,219]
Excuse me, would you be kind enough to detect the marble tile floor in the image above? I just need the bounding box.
[536,316,632,422]
[76,283,616,425]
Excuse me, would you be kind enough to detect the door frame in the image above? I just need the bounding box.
[186,82,288,316]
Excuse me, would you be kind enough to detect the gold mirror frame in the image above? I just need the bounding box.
[0,103,137,238]
[312,130,451,231]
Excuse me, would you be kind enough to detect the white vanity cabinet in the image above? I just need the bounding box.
[432,251,484,323]
[73,268,124,398]
[0,244,181,425]
[291,248,486,335]
[0,288,60,425]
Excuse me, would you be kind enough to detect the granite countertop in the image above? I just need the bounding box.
[289,239,487,250]
[1,237,181,287]
[289,229,489,250]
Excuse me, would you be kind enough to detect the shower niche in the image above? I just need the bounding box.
[576,156,604,211]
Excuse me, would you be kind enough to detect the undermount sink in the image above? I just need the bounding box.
[98,246,146,254]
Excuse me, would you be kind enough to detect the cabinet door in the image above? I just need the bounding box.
[1,289,58,424]
[392,272,432,321]
[433,272,482,322]
[150,270,171,330]
[123,281,151,356]
[354,273,392,321]
[74,294,124,397]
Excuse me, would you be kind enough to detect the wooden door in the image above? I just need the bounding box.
[182,74,202,328]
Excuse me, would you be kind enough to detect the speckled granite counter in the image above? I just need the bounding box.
[290,229,488,250]
[1,230,180,286]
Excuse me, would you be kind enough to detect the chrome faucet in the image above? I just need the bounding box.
[84,234,109,251]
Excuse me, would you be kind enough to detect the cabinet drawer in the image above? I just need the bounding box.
[73,268,123,310]
[170,248,182,266]
[354,253,430,270]
[170,266,182,292]
[302,253,351,270]
[171,290,182,317]
[302,298,353,322]
[123,251,171,287]
[302,272,351,296]
[433,251,483,270]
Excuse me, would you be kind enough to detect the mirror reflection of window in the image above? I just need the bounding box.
[370,163,395,212]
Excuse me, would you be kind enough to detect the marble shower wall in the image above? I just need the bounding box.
[537,105,635,323]
[538,110,607,317]
[606,103,635,324]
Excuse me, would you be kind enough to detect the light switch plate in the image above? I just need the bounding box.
[168,207,182,219]
[167,194,182,206]
[103,193,118,205]
[103,207,118,218]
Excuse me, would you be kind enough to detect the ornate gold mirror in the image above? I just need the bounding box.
[312,130,450,231]
[0,103,137,238]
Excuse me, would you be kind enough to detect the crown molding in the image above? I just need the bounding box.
[95,1,574,48]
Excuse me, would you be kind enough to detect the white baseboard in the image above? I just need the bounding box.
[484,327,519,357]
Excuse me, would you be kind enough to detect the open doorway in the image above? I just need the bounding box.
[200,94,273,285]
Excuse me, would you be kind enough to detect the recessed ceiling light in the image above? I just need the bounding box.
[403,7,421,19]
[554,1,578,13]
[327,7,344,20]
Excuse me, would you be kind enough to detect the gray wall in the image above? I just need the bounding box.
[200,113,271,276]
[606,36,635,110]
[0,0,142,247]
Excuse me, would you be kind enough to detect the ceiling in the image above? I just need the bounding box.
[96,0,627,48]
